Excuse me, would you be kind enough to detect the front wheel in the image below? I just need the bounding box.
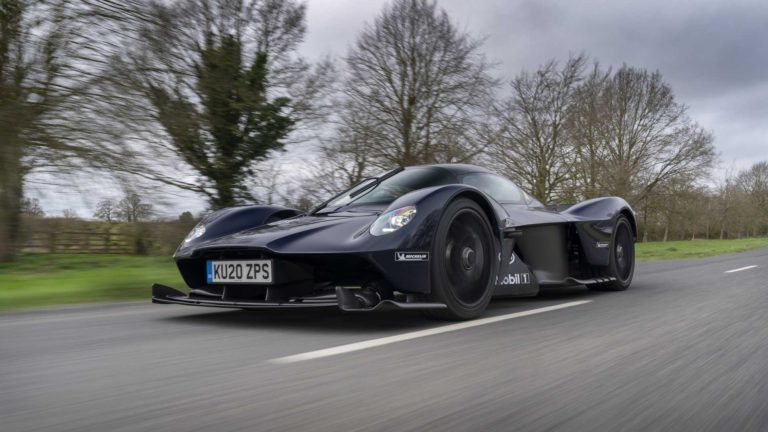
[423,198,497,320]
[589,216,635,291]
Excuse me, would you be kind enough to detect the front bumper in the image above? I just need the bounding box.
[175,247,432,296]
[152,284,446,312]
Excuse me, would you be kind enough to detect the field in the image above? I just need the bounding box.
[1,238,767,311]
[635,237,768,261]
[0,255,184,311]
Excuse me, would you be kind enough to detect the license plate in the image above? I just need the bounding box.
[206,260,273,284]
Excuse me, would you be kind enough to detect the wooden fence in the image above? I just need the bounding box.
[23,230,134,254]
[19,218,197,255]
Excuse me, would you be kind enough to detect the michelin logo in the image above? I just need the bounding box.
[395,252,430,261]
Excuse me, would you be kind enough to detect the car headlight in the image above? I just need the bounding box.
[184,223,206,243]
[370,206,417,236]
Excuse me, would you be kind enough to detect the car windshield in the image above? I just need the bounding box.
[321,167,456,211]
[461,173,526,204]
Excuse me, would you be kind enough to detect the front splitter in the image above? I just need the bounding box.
[151,284,447,312]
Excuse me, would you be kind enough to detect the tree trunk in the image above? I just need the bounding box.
[212,180,236,209]
[662,225,669,242]
[641,197,649,243]
[0,182,23,261]
[0,134,24,261]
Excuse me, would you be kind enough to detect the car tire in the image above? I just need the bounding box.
[423,198,497,320]
[589,216,635,291]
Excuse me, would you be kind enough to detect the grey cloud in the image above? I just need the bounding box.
[578,1,768,96]
[437,0,768,96]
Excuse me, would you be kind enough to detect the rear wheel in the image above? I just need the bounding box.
[423,198,497,320]
[589,216,635,291]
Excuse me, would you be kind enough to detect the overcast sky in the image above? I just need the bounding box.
[34,0,768,217]
[300,0,767,167]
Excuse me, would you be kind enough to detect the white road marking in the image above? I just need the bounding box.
[725,265,758,273]
[268,300,592,364]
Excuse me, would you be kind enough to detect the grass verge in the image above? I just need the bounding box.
[1,239,767,311]
[0,254,184,311]
[636,238,768,261]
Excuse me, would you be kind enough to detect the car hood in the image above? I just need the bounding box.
[187,212,381,255]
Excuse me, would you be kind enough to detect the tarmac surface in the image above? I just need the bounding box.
[1,248,767,431]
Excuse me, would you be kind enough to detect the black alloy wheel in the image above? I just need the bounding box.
[590,216,635,291]
[425,198,497,320]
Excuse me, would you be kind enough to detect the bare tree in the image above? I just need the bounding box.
[490,55,586,203]
[650,178,706,241]
[20,198,45,217]
[340,0,497,169]
[94,198,118,223]
[736,161,768,236]
[737,162,768,207]
[713,171,741,240]
[564,64,610,199]
[249,160,284,205]
[567,65,716,204]
[116,191,153,222]
[307,102,381,198]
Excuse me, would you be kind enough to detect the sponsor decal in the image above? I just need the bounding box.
[596,242,609,248]
[395,251,430,262]
[509,253,516,265]
[499,272,531,285]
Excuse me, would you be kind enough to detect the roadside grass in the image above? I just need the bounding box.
[1,238,767,311]
[0,254,184,311]
[636,238,768,261]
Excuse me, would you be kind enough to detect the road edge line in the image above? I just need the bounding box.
[268,300,592,364]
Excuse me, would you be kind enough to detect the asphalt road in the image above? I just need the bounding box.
[2,249,768,432]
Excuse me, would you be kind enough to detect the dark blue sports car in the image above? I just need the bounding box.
[153,164,636,319]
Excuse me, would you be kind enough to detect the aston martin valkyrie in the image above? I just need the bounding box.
[152,164,636,319]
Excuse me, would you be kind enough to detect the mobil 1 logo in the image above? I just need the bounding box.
[500,272,531,285]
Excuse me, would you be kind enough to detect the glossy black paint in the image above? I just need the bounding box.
[565,197,637,267]
[164,164,635,307]
[175,205,301,258]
